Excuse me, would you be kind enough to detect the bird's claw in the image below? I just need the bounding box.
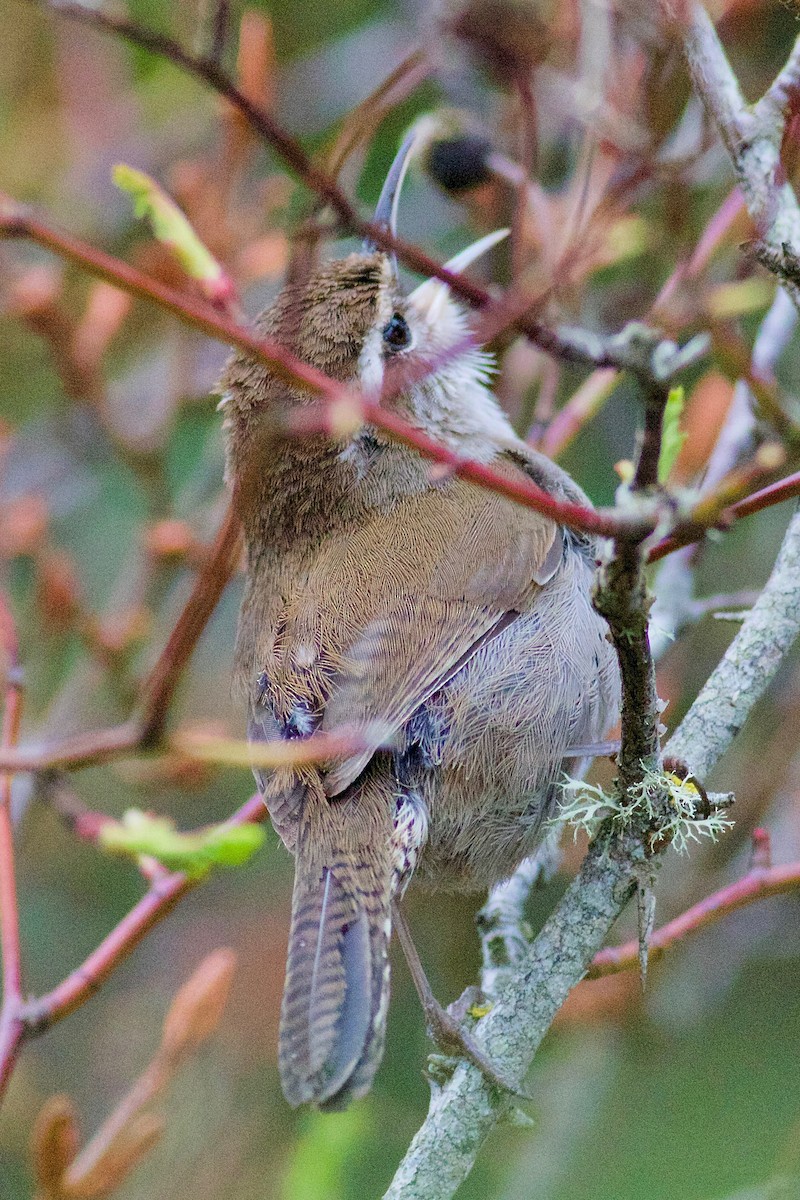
[424,1003,532,1101]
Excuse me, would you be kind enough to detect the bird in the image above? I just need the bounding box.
[219,133,620,1110]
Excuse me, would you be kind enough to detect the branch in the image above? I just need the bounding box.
[384,827,642,1200]
[648,468,800,562]
[477,833,559,999]
[0,594,24,1098]
[385,502,800,1200]
[665,504,800,778]
[593,537,661,790]
[664,3,800,310]
[754,33,800,131]
[0,499,242,775]
[138,500,242,745]
[588,829,800,978]
[0,793,266,1102]
[27,0,715,385]
[0,199,639,543]
[386,326,674,1198]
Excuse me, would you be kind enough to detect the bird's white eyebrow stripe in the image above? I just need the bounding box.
[357,322,386,396]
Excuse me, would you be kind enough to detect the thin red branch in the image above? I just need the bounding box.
[139,500,242,744]
[648,469,800,562]
[724,467,800,521]
[360,401,632,536]
[0,204,794,782]
[0,202,626,539]
[588,841,800,978]
[0,793,266,1104]
[28,0,696,384]
[0,503,241,774]
[0,204,339,394]
[0,593,25,1098]
[25,0,489,302]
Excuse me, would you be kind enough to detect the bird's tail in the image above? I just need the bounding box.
[268,757,396,1109]
[279,845,393,1109]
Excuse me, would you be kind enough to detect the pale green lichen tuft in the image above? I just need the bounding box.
[553,768,734,853]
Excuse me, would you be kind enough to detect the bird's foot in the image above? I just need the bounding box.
[422,991,531,1101]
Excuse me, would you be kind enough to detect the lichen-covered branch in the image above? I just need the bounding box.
[387,357,672,1197]
[666,505,800,779]
[384,500,800,1200]
[593,536,661,789]
[384,827,642,1200]
[664,2,800,310]
[588,829,800,978]
[477,832,559,999]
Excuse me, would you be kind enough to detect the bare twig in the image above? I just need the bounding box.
[0,500,242,775]
[384,497,800,1200]
[588,830,800,978]
[139,500,242,745]
[0,198,654,542]
[0,794,265,1103]
[26,0,716,384]
[666,505,800,779]
[594,537,662,791]
[648,469,800,562]
[208,0,230,66]
[0,594,24,1099]
[663,2,800,310]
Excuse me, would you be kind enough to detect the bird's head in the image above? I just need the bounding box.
[221,134,512,505]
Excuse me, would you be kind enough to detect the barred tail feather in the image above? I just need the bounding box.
[279,858,392,1109]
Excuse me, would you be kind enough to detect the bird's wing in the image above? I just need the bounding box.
[259,457,563,796]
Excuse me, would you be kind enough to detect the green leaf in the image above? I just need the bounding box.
[112,164,231,300]
[282,1108,369,1200]
[657,385,687,485]
[99,810,265,878]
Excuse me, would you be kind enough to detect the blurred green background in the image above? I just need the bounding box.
[2,1,800,1198]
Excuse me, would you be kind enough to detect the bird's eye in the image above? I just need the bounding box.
[382,312,412,352]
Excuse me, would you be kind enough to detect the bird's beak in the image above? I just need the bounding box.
[363,131,507,312]
[407,228,509,324]
[363,131,418,275]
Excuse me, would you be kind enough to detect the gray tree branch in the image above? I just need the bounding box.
[383,10,800,1196]
[384,500,800,1200]
[663,2,800,309]
[665,506,800,778]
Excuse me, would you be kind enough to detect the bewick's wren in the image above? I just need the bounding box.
[220,135,620,1109]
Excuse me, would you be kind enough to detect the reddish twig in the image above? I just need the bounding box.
[26,0,703,387]
[139,500,242,745]
[587,829,800,978]
[717,467,800,522]
[323,49,431,179]
[0,205,795,778]
[0,500,242,774]
[648,469,800,562]
[0,201,630,540]
[23,0,510,307]
[0,793,266,1103]
[0,594,25,1098]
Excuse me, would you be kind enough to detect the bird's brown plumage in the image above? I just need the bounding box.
[221,249,619,1108]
